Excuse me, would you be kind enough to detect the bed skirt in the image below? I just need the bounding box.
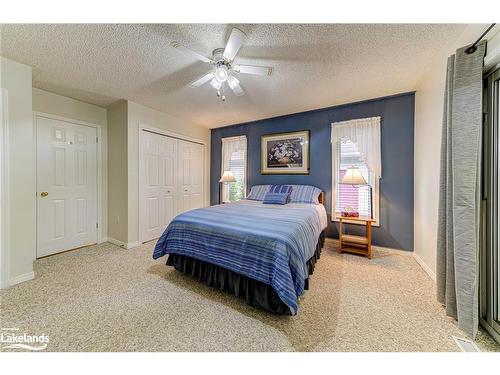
[165,230,325,315]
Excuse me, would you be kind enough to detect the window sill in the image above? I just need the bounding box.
[331,216,380,227]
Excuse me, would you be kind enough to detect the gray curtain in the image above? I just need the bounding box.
[437,41,486,338]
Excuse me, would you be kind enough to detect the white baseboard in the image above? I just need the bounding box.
[107,237,127,248]
[107,237,140,249]
[9,271,35,287]
[372,245,412,256]
[127,241,140,249]
[413,252,436,282]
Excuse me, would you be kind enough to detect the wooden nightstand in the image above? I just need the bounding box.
[337,216,375,259]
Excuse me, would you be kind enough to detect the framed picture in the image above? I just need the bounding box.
[260,130,310,174]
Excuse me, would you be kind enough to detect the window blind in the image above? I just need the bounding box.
[228,150,245,201]
[221,136,247,202]
[335,140,372,217]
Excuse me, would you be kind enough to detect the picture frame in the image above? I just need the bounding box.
[260,130,310,174]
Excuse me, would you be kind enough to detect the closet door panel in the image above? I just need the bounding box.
[140,131,177,242]
[177,140,190,214]
[159,137,177,230]
[190,143,204,209]
[177,140,204,214]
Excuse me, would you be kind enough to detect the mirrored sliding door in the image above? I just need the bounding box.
[481,66,500,343]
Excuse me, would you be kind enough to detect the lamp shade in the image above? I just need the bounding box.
[340,167,367,185]
[219,170,236,183]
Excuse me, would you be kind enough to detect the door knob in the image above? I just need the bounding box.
[40,192,49,197]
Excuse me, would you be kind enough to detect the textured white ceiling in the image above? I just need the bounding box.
[0,24,467,128]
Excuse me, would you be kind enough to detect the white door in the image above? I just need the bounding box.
[178,140,204,214]
[36,117,98,257]
[139,131,177,243]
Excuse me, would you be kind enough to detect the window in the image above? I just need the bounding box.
[331,117,381,225]
[335,140,373,217]
[221,136,247,202]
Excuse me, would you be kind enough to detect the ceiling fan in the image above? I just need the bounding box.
[171,28,273,101]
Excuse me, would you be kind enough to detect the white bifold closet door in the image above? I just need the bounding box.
[140,131,177,242]
[140,130,204,243]
[177,138,204,214]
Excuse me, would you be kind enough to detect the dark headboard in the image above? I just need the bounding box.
[318,191,325,206]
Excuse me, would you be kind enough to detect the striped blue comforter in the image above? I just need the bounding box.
[153,199,327,314]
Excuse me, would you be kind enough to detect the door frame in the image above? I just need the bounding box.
[138,124,207,244]
[0,89,10,288]
[33,112,105,256]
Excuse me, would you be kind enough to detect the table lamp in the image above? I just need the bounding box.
[219,170,236,204]
[340,166,372,219]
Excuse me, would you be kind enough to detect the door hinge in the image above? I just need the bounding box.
[96,137,99,143]
[96,222,99,229]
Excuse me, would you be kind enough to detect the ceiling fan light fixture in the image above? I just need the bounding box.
[171,27,274,101]
[210,77,223,90]
[214,65,229,82]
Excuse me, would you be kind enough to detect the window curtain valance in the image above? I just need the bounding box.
[331,116,382,179]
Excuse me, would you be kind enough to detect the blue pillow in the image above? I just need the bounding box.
[263,185,293,205]
[247,185,271,201]
[289,185,322,204]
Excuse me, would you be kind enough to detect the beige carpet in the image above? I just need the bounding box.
[1,239,498,352]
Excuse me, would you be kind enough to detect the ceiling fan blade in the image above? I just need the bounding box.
[230,82,245,97]
[189,72,215,87]
[171,41,213,64]
[234,65,273,76]
[223,28,246,61]
[227,75,244,96]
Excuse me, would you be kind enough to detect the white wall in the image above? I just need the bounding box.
[126,101,210,245]
[33,88,109,241]
[0,57,35,285]
[33,88,107,127]
[107,100,128,243]
[413,24,500,281]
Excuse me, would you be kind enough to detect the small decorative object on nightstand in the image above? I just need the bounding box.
[337,216,374,259]
[340,206,359,218]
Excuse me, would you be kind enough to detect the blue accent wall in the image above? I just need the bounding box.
[210,92,415,251]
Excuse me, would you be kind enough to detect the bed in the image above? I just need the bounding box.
[153,185,327,315]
